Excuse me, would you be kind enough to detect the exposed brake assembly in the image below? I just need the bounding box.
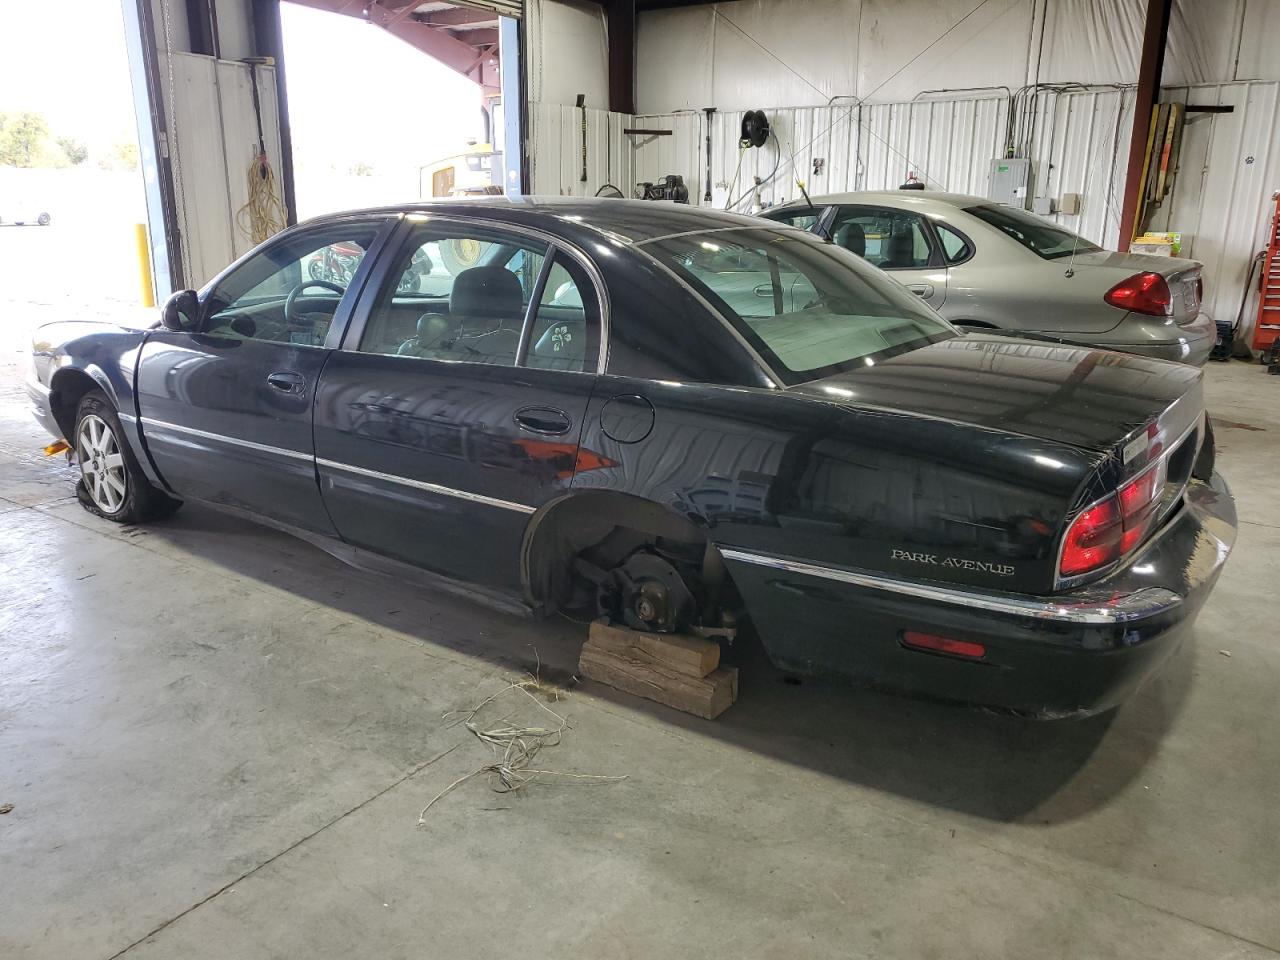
[574,538,737,642]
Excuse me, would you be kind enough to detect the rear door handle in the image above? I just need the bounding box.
[905,283,934,298]
[267,371,306,394]
[514,405,572,436]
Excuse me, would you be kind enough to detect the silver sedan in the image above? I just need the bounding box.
[762,191,1214,365]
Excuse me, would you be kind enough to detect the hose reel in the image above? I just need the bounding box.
[740,109,770,148]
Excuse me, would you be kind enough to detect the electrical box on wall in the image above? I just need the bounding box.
[989,158,1031,209]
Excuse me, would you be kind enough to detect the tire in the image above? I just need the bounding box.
[37,212,51,226]
[73,390,181,523]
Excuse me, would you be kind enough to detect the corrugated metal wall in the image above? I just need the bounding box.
[528,102,631,197]
[631,91,1129,244]
[1154,81,1280,337]
[170,53,283,288]
[532,81,1276,328]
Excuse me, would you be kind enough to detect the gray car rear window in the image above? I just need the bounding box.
[965,203,1102,260]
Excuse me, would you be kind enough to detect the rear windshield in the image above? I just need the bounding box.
[965,203,1102,260]
[642,228,955,385]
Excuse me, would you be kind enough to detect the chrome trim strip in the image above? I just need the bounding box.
[315,457,536,515]
[140,417,313,462]
[118,412,137,424]
[719,548,1182,625]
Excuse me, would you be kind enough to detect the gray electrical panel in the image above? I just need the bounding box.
[988,158,1031,208]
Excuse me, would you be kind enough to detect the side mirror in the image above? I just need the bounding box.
[161,289,200,332]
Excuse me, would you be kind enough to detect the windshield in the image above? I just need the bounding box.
[964,203,1102,260]
[642,228,955,385]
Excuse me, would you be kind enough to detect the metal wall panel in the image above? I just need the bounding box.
[1155,82,1280,334]
[532,81,1277,333]
[170,53,284,287]
[528,102,632,197]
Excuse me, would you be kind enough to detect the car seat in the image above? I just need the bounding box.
[446,266,523,362]
[883,228,916,268]
[530,317,587,370]
[833,221,866,257]
[397,313,452,357]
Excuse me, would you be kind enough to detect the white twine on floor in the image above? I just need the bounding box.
[417,674,627,826]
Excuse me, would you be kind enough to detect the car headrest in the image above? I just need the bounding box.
[450,266,523,320]
[885,229,915,267]
[834,221,865,257]
[417,312,450,339]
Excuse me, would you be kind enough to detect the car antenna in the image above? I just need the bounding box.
[778,134,815,210]
[1064,219,1081,278]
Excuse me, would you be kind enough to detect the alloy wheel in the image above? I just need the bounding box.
[77,414,127,513]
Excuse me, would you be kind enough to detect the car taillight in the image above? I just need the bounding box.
[1117,460,1164,552]
[1060,461,1166,577]
[1060,497,1122,576]
[1104,272,1173,316]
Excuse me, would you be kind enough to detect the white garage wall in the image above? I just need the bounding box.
[528,101,632,196]
[1152,82,1280,340]
[635,0,1280,114]
[169,54,285,287]
[525,0,609,107]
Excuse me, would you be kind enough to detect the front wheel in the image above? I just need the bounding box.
[74,390,180,523]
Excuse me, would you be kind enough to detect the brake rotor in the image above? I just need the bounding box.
[604,551,696,634]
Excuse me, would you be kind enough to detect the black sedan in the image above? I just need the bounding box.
[26,198,1236,717]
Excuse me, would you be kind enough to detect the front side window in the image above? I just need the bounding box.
[204,220,385,345]
[964,203,1101,260]
[829,206,935,269]
[643,228,955,385]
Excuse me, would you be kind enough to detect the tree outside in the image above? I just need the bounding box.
[57,136,88,165]
[0,111,51,167]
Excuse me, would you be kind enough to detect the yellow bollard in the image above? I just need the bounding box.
[134,222,155,308]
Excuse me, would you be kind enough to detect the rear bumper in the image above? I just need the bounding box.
[1098,312,1217,366]
[723,472,1236,718]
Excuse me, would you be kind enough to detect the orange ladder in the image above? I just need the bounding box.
[1252,191,1280,354]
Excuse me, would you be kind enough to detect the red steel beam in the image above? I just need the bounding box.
[1117,0,1173,251]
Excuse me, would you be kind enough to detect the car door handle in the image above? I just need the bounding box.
[514,405,572,436]
[905,283,934,298]
[266,371,306,393]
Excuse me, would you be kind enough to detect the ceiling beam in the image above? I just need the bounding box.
[418,7,499,26]
[450,26,498,45]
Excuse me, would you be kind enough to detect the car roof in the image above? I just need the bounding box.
[772,190,992,213]
[301,196,784,246]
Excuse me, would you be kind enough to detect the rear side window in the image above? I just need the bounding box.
[829,206,935,269]
[964,203,1101,260]
[934,223,973,264]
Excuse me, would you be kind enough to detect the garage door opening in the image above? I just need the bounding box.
[280,1,508,219]
[0,1,146,314]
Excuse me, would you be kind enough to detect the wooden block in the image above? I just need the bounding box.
[579,641,739,720]
[587,619,720,678]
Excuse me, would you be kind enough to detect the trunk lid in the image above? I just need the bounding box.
[1066,250,1202,324]
[790,333,1203,454]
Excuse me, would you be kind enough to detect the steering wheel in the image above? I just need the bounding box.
[285,279,344,324]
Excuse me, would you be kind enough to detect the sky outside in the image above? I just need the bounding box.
[0,0,486,178]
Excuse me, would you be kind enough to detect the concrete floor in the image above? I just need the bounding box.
[1,307,1278,959]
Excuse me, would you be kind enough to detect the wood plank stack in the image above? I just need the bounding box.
[578,619,739,719]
